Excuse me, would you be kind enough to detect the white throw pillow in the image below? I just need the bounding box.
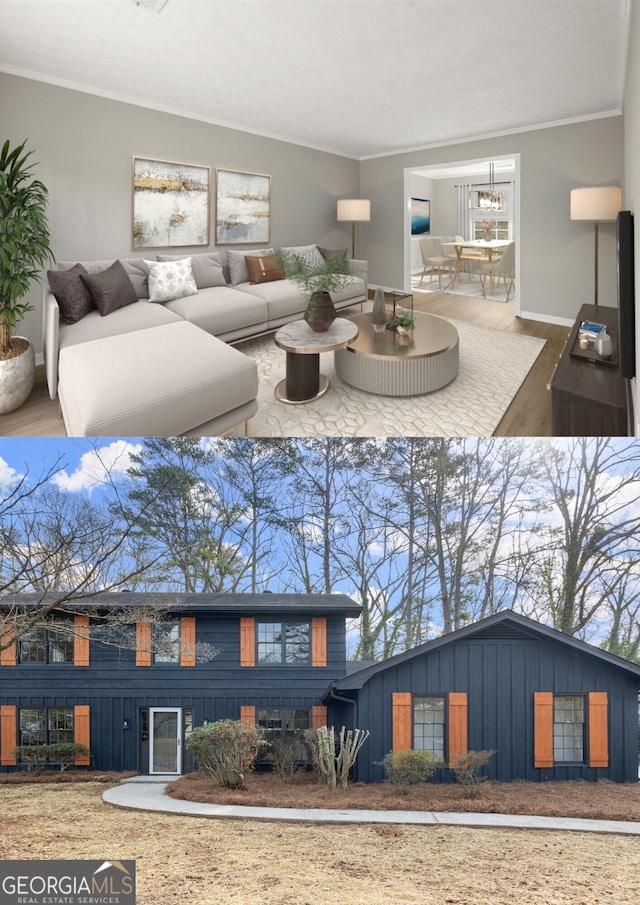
[144,258,198,302]
[294,245,325,274]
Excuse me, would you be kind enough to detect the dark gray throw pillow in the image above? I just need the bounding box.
[47,263,95,324]
[318,246,348,262]
[80,259,138,316]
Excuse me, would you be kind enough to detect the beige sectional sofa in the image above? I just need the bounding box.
[43,247,367,436]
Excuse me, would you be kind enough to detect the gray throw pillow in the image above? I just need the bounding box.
[156,253,226,289]
[79,259,138,316]
[47,263,94,324]
[318,246,348,262]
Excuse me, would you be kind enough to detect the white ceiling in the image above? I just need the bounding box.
[0,0,629,160]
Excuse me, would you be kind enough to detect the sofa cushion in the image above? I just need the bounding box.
[59,299,182,350]
[144,258,198,302]
[227,248,274,285]
[156,252,226,289]
[47,264,95,324]
[330,275,367,303]
[58,321,259,437]
[236,278,307,322]
[245,253,285,284]
[80,260,138,316]
[164,286,267,336]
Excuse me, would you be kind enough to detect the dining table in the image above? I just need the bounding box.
[442,239,511,289]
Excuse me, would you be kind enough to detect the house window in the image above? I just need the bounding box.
[256,622,310,664]
[413,695,446,758]
[256,707,310,758]
[554,695,585,762]
[18,707,74,747]
[19,624,74,664]
[153,621,180,663]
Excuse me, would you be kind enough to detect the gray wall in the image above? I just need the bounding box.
[359,117,624,326]
[623,0,640,432]
[0,72,360,358]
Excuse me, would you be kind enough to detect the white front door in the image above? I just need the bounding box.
[149,707,182,774]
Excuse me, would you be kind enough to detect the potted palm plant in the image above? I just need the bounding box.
[281,249,353,332]
[0,139,53,413]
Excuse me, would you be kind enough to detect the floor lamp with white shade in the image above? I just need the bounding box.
[570,186,622,306]
[337,199,370,258]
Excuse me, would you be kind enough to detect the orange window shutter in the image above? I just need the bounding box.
[447,692,468,767]
[0,624,17,667]
[74,705,91,765]
[312,705,328,729]
[180,617,196,667]
[240,705,256,726]
[136,622,152,667]
[0,705,17,766]
[240,617,256,667]
[588,692,609,768]
[392,692,412,752]
[311,617,327,667]
[534,691,554,768]
[74,615,90,667]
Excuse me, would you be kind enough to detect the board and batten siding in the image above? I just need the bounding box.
[0,612,347,773]
[349,634,638,783]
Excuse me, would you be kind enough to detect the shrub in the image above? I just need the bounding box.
[451,749,495,786]
[186,719,266,789]
[12,743,90,771]
[379,749,443,785]
[267,739,301,777]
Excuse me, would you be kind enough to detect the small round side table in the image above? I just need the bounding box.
[274,318,359,404]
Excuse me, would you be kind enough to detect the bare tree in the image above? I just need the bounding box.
[527,437,640,637]
[0,448,164,649]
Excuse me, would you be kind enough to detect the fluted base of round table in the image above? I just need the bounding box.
[334,312,459,396]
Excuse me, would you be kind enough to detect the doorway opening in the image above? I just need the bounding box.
[404,155,520,314]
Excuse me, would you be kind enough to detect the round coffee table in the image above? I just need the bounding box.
[334,311,459,396]
[274,318,359,404]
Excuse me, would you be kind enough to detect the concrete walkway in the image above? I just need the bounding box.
[102,776,640,835]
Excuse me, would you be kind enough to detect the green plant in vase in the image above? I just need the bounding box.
[390,312,415,334]
[281,248,353,332]
[0,139,53,412]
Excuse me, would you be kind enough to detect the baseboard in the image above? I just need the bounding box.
[518,309,573,328]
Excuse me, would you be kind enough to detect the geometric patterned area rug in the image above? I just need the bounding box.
[241,318,546,437]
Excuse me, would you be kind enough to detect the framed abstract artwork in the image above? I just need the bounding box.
[410,197,430,235]
[216,169,271,244]
[132,157,210,249]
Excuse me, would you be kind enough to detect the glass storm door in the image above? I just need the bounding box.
[149,707,182,774]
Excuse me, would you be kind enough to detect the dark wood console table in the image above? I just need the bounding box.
[550,304,628,436]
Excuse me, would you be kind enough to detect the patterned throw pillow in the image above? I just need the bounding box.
[295,245,325,274]
[144,258,199,302]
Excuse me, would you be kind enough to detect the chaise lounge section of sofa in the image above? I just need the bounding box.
[43,247,368,436]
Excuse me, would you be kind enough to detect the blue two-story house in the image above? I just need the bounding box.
[0,592,361,775]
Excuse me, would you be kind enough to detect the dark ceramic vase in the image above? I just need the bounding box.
[304,291,337,332]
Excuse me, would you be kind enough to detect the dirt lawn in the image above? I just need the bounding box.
[1,782,640,905]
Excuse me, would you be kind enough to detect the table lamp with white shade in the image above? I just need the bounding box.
[570,186,622,306]
[337,199,370,258]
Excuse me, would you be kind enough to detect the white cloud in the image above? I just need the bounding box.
[0,455,24,490]
[51,441,144,493]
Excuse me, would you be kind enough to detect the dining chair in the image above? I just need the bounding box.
[479,241,515,299]
[418,236,454,289]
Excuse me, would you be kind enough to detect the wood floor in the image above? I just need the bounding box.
[1,291,569,438]
[412,289,569,436]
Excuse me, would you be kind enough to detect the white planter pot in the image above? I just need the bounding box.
[0,337,35,414]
